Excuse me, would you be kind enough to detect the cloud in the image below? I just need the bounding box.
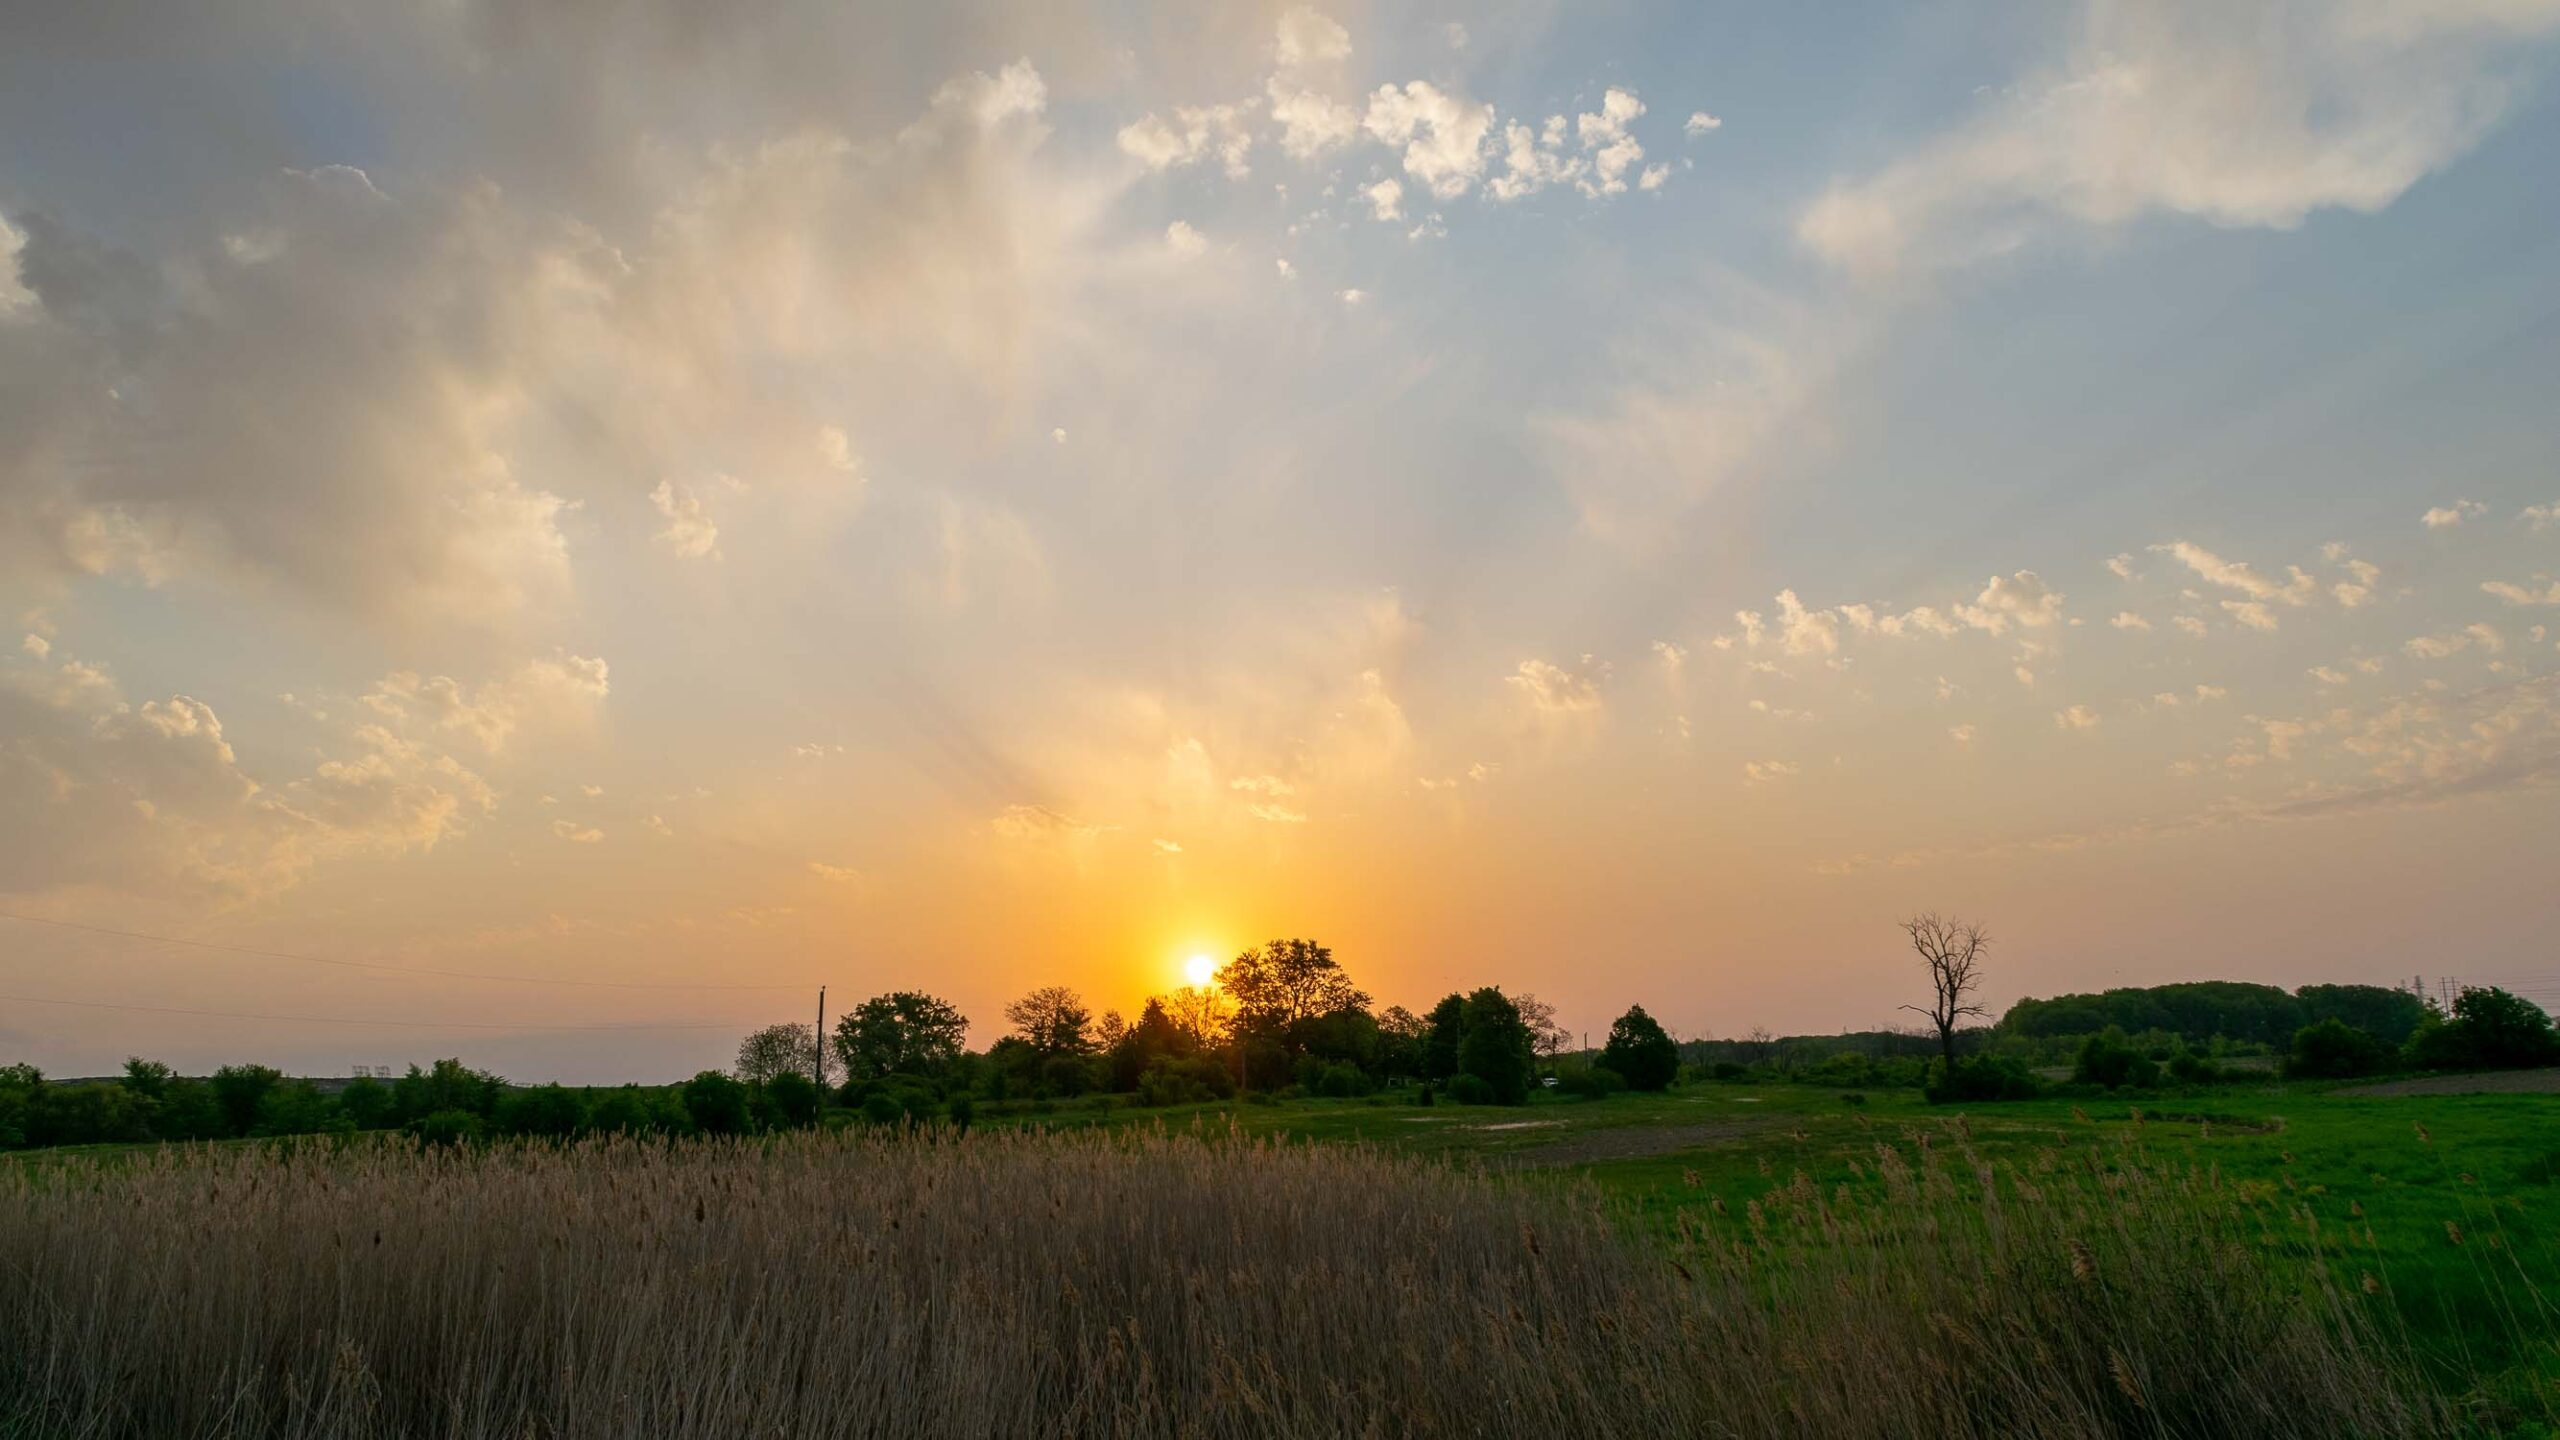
[2109,611,2150,631]
[361,655,610,754]
[1741,758,1799,784]
[1363,178,1405,222]
[2105,554,2137,580]
[1798,0,2560,278]
[1117,104,1255,178]
[550,820,604,844]
[2152,540,2318,609]
[1507,655,1608,718]
[2054,704,2102,730]
[1274,7,1352,67]
[2423,499,2489,529]
[1490,88,1663,201]
[1959,571,2067,633]
[2521,500,2560,531]
[2483,578,2560,606]
[1948,723,1976,743]
[1164,220,1208,257]
[1685,112,1723,137]
[0,652,491,902]
[1363,81,1495,198]
[650,479,721,559]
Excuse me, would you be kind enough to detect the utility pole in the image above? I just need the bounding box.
[814,986,828,1094]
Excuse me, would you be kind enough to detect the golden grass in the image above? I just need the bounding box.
[0,1125,2447,1438]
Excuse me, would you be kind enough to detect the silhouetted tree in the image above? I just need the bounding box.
[1422,994,1467,1082]
[1899,913,1990,1064]
[1376,1005,1429,1080]
[735,1022,820,1084]
[2405,987,2560,1072]
[209,1063,283,1137]
[682,1070,751,1135]
[1004,985,1095,1056]
[1599,1005,1678,1091]
[1515,993,1571,1063]
[833,991,969,1082]
[1457,988,1534,1105]
[120,1057,174,1101]
[1217,939,1370,1041]
[1162,986,1232,1049]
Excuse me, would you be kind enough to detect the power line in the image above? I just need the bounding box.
[0,912,810,992]
[0,991,746,1033]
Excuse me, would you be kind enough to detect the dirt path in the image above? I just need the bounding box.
[1494,1118,1771,1169]
[2334,1068,2560,1097]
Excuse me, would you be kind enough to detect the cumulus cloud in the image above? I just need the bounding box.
[2483,578,2560,606]
[361,655,610,754]
[2109,611,2151,631]
[2152,540,2319,610]
[2054,704,2102,730]
[1117,103,1255,178]
[650,479,721,559]
[1507,655,1608,718]
[2423,499,2488,529]
[1741,758,1799,784]
[1363,82,1495,198]
[1798,0,2560,277]
[1363,178,1405,222]
[1489,88,1663,201]
[1685,112,1722,137]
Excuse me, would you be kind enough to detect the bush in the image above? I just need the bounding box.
[1312,1063,1369,1099]
[860,1093,904,1127]
[1443,1073,1496,1106]
[1456,989,1533,1105]
[584,1088,656,1136]
[765,1071,821,1127]
[2284,1019,2396,1080]
[2165,1050,2224,1085]
[2072,1029,2160,1090]
[681,1071,752,1136]
[1923,1055,2040,1105]
[2404,987,2560,1073]
[497,1084,586,1138]
[944,1095,974,1133]
[1554,1066,1627,1100]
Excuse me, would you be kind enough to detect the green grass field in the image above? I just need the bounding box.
[1000,1078,2560,1417]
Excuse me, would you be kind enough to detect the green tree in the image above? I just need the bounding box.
[252,1082,349,1137]
[2285,1019,2395,1080]
[498,1083,587,1137]
[1421,994,1466,1082]
[1456,988,1534,1105]
[585,1086,656,1135]
[1599,1005,1679,1091]
[338,1075,394,1130]
[209,1064,283,1137]
[2405,987,2560,1072]
[2072,1028,2159,1090]
[766,1070,821,1126]
[681,1070,752,1135]
[392,1058,503,1124]
[120,1057,175,1100]
[833,992,969,1082]
[1376,1005,1429,1081]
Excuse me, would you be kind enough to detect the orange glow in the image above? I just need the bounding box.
[1183,953,1219,989]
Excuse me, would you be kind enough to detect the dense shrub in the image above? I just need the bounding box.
[766,1071,821,1127]
[1443,1073,1496,1105]
[860,1093,904,1127]
[2285,1019,2396,1080]
[1555,1066,1628,1100]
[2073,1029,2160,1091]
[1455,989,1534,1105]
[2404,988,2560,1073]
[410,1109,484,1147]
[1922,1055,2040,1105]
[681,1071,752,1136]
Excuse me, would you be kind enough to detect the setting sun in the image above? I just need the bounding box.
[1184,953,1219,989]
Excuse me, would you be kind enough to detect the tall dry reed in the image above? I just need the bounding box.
[0,1124,2447,1438]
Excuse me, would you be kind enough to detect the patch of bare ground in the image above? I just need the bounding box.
[2335,1068,2560,1097]
[1496,1117,1773,1168]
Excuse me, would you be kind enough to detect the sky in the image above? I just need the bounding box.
[4,0,2559,1082]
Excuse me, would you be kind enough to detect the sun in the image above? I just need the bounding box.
[1183,952,1219,988]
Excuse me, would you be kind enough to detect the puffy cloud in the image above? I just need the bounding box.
[2310,665,2351,685]
[1363,81,1495,198]
[2109,611,2151,631]
[1948,723,1976,743]
[2105,554,2137,580]
[2054,704,2102,730]
[1490,89,1663,201]
[2521,500,2560,531]
[1117,103,1255,178]
[650,479,721,560]
[2422,499,2488,529]
[1273,7,1352,68]
[1507,655,1608,718]
[0,653,490,902]
[1959,571,2067,633]
[361,655,610,754]
[1164,220,1208,257]
[1741,758,1799,784]
[1685,112,1723,137]
[550,820,604,843]
[1798,0,2560,277]
[1363,178,1405,222]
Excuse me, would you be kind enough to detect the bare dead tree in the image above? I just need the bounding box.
[1898,913,1990,1064]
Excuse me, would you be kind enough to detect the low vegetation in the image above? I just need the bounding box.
[0,1121,2468,1439]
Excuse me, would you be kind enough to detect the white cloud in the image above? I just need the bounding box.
[1337,288,1367,306]
[2521,500,2560,531]
[1117,104,1255,178]
[2422,499,2488,529]
[550,820,604,844]
[1742,758,1799,784]
[1165,220,1208,257]
[1268,84,1362,160]
[1948,723,1976,743]
[1685,112,1723,137]
[2310,665,2351,685]
[1507,655,1608,718]
[1363,81,1495,198]
[2055,704,2102,730]
[2105,553,2137,580]
[1959,571,2067,633]
[2153,540,2318,610]
[361,655,610,754]
[1274,7,1352,68]
[650,479,721,559]
[1798,1,2560,278]
[2109,611,2151,631]
[1363,178,1405,222]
